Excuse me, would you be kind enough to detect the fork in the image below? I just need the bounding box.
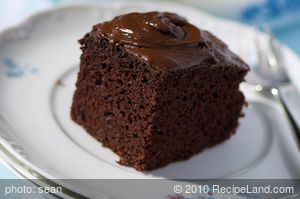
[245,25,300,148]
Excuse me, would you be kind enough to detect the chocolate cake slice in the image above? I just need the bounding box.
[71,12,249,171]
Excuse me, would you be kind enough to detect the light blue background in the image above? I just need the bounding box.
[0,0,300,179]
[0,163,17,179]
[275,25,300,54]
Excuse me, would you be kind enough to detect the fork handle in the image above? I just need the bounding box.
[278,84,300,148]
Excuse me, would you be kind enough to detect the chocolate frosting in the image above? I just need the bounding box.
[93,12,248,71]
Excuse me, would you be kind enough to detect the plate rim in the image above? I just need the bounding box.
[1,1,300,198]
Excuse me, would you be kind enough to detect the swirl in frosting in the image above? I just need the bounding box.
[93,12,238,70]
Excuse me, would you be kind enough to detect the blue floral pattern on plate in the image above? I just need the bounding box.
[3,58,38,78]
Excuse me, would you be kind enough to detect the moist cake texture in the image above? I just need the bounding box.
[71,11,250,171]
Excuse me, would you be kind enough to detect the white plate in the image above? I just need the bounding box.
[1,1,300,198]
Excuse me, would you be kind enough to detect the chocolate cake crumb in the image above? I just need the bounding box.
[71,12,249,171]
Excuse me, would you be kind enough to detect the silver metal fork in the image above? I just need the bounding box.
[246,25,300,148]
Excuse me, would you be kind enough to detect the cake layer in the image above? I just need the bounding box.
[71,11,249,171]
